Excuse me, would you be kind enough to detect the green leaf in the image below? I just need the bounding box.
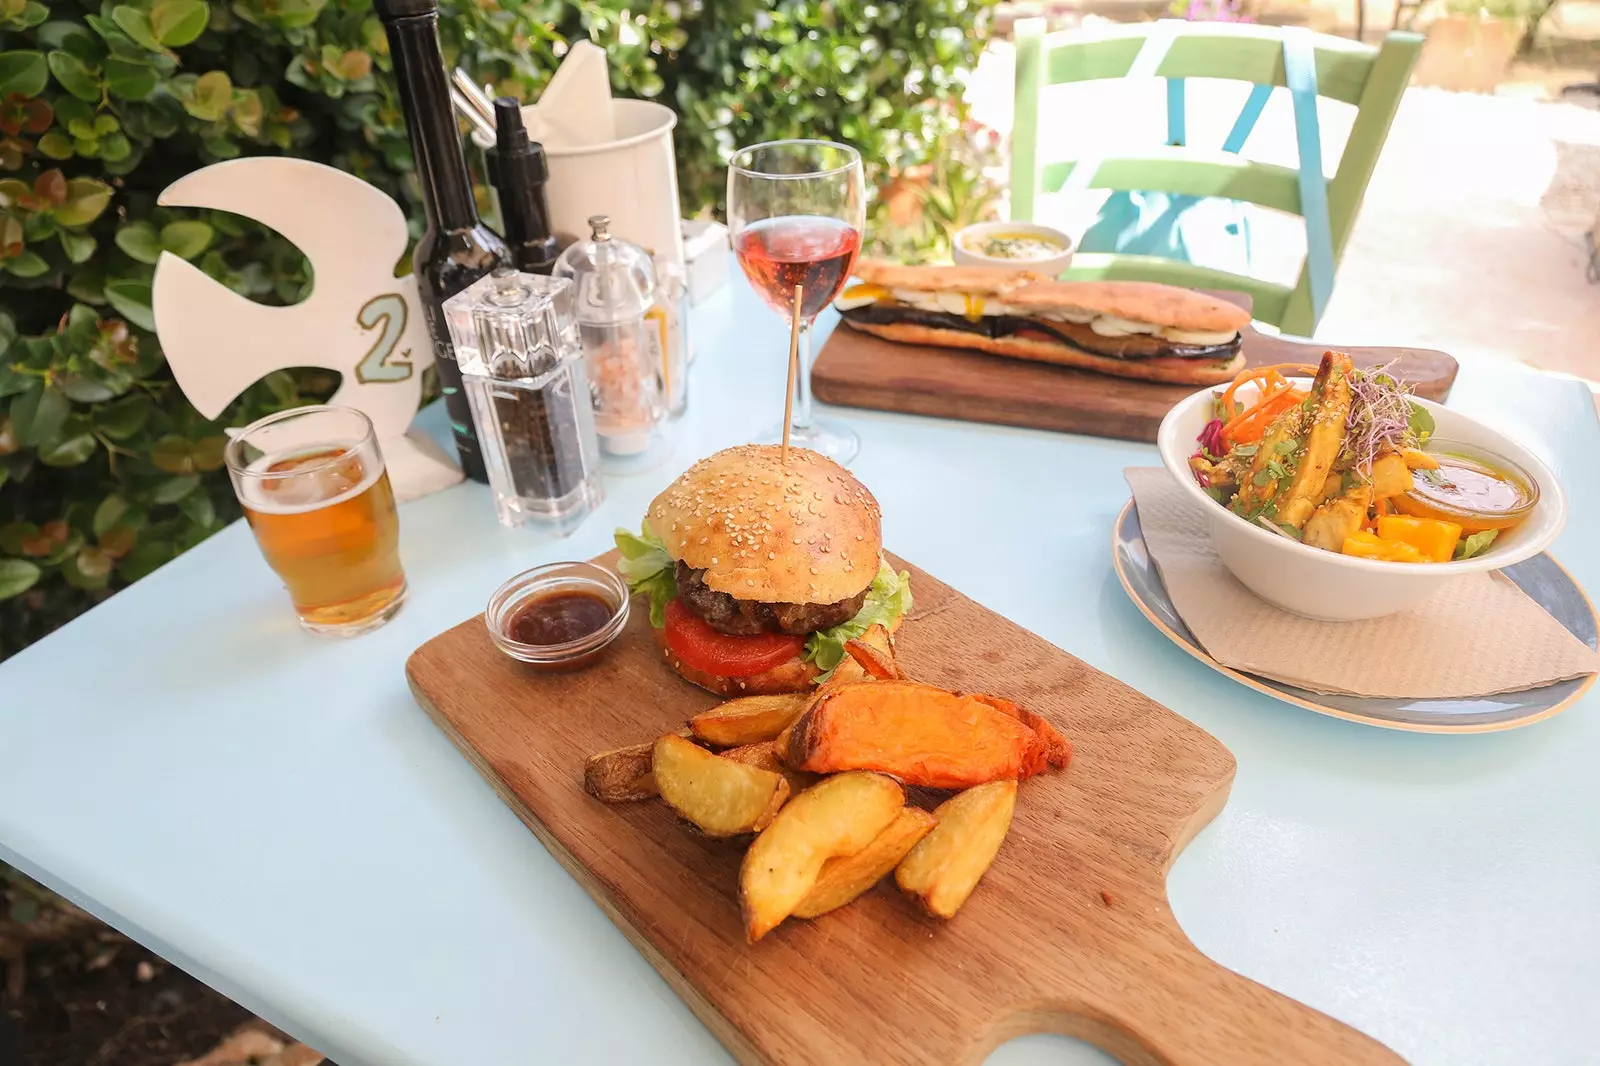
[151,0,209,47]
[38,20,100,61]
[111,6,167,53]
[58,228,96,263]
[1407,401,1435,443]
[95,393,151,439]
[0,50,49,99]
[104,278,155,331]
[613,525,677,627]
[0,522,35,555]
[160,220,213,259]
[38,432,97,466]
[3,250,49,278]
[56,375,116,403]
[179,490,214,527]
[55,178,113,227]
[105,57,158,100]
[37,130,74,160]
[63,546,112,589]
[183,69,232,121]
[0,310,14,353]
[13,386,67,447]
[1455,529,1499,560]
[115,221,162,264]
[118,539,171,582]
[94,494,129,536]
[152,473,199,503]
[48,50,101,102]
[803,561,913,675]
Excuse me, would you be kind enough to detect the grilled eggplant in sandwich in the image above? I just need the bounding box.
[835,258,1250,385]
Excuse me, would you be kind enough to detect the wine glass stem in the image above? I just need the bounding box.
[793,322,814,434]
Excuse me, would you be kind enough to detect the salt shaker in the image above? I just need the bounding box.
[554,216,669,469]
[443,270,603,534]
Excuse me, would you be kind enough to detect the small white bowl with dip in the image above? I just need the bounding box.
[953,221,1074,276]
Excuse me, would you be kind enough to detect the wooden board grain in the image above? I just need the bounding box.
[406,554,1403,1066]
[811,321,1458,443]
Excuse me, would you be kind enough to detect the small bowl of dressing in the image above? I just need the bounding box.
[486,561,630,669]
[1391,439,1539,534]
[953,221,1075,275]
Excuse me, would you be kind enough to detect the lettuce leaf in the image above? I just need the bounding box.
[803,560,913,675]
[614,525,676,627]
[1454,529,1498,560]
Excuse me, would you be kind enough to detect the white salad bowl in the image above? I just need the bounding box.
[1156,381,1567,622]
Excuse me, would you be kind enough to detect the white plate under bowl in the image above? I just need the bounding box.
[1112,499,1596,732]
[1156,380,1568,621]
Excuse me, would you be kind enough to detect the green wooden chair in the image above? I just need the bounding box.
[1011,20,1422,336]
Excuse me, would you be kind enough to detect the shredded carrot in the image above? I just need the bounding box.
[1219,363,1320,421]
[1221,386,1307,446]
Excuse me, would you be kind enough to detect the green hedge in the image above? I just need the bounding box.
[0,0,994,660]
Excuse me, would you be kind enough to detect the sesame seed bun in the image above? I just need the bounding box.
[645,445,881,605]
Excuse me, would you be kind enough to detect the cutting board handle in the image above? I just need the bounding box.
[992,921,1406,1066]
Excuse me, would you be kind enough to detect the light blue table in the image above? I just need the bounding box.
[3,275,1597,1066]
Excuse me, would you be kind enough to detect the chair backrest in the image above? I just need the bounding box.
[1011,19,1421,336]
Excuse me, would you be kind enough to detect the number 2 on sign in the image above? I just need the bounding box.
[354,293,413,384]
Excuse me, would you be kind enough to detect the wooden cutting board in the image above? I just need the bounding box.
[407,553,1402,1066]
[811,321,1458,444]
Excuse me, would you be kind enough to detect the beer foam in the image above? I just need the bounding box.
[237,446,385,516]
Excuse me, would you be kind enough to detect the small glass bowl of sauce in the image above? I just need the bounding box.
[1392,439,1539,535]
[486,561,629,669]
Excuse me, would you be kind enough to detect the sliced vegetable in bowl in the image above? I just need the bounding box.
[1186,353,1535,565]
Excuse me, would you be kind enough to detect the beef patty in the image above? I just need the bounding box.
[840,304,1240,361]
[675,562,869,637]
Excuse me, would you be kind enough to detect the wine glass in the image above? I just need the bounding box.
[727,140,866,464]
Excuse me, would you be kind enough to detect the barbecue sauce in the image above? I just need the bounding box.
[508,589,614,646]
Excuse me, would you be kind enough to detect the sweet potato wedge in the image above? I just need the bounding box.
[793,807,938,919]
[895,780,1017,918]
[689,693,809,747]
[720,741,821,796]
[584,740,659,802]
[653,734,790,837]
[845,623,906,680]
[781,681,1071,789]
[740,772,904,941]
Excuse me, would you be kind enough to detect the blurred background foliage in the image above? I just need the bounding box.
[0,0,996,660]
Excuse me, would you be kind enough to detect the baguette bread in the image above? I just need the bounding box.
[844,319,1246,385]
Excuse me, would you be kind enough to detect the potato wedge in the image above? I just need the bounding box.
[653,734,790,837]
[720,742,821,796]
[689,693,809,747]
[783,681,1071,788]
[845,623,906,680]
[740,772,904,941]
[793,807,938,919]
[584,740,659,803]
[895,780,1017,919]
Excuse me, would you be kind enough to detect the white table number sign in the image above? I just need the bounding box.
[152,157,463,501]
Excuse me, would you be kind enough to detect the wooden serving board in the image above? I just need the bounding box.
[407,554,1402,1065]
[811,321,1458,444]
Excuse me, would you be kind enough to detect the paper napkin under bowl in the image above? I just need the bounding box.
[1125,467,1600,699]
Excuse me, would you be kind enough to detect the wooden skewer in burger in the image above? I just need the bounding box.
[834,259,1252,386]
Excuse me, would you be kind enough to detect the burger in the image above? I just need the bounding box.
[835,259,1251,386]
[614,445,912,696]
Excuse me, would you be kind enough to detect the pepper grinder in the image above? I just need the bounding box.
[442,269,603,534]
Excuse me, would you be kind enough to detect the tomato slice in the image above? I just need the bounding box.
[663,598,804,677]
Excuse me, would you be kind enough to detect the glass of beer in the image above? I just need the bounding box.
[225,405,406,637]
